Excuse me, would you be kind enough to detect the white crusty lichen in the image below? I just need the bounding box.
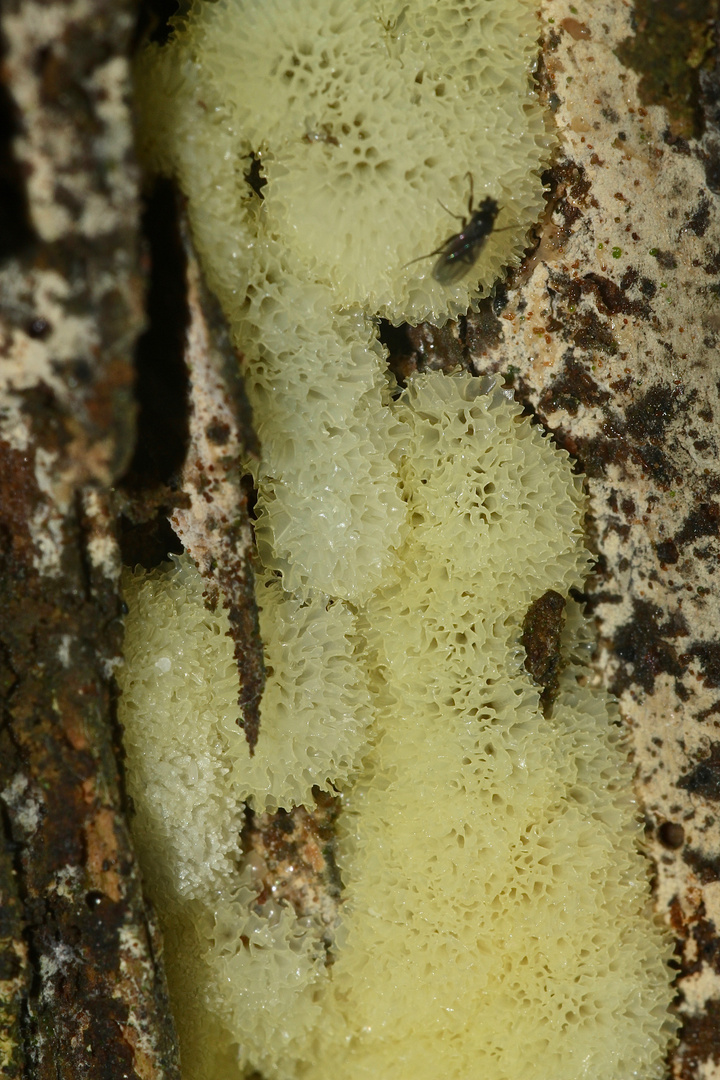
[124,1,677,1078]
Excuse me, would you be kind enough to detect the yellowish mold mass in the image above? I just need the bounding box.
[309,378,673,1080]
[118,376,675,1080]
[136,0,551,323]
[127,1,676,1076]
[133,0,554,603]
[120,559,371,843]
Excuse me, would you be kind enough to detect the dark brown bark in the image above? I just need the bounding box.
[0,0,180,1075]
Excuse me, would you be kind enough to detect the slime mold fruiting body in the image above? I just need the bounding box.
[122,3,677,1077]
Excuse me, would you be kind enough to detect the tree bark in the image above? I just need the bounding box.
[1,1,719,1078]
[0,0,179,1075]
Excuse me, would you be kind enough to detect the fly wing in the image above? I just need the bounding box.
[432,198,500,285]
[432,244,478,285]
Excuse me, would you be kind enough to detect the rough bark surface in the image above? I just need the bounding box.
[169,249,265,752]
[0,0,180,1075]
[1,0,720,1078]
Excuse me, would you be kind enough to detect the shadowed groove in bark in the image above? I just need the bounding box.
[0,37,35,261]
[118,179,190,569]
[133,0,181,50]
[124,179,191,494]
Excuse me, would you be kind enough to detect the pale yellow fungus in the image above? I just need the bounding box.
[135,0,551,324]
[120,557,372,842]
[118,376,675,1080]
[133,0,554,603]
[126,1,676,1076]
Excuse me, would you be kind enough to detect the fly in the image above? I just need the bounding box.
[406,173,504,286]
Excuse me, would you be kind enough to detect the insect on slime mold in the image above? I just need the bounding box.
[407,173,504,285]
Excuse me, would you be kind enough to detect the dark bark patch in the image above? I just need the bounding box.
[559,383,687,488]
[652,249,678,271]
[615,0,717,140]
[625,384,679,442]
[571,306,619,355]
[611,597,687,694]
[521,590,566,715]
[678,743,720,802]
[462,296,504,358]
[656,538,680,565]
[542,160,593,244]
[379,319,467,387]
[681,642,720,689]
[682,193,712,237]
[0,442,40,570]
[675,502,720,548]
[683,844,720,883]
[675,999,720,1080]
[582,271,652,318]
[538,355,612,416]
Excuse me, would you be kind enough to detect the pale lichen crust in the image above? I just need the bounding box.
[118,376,676,1080]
